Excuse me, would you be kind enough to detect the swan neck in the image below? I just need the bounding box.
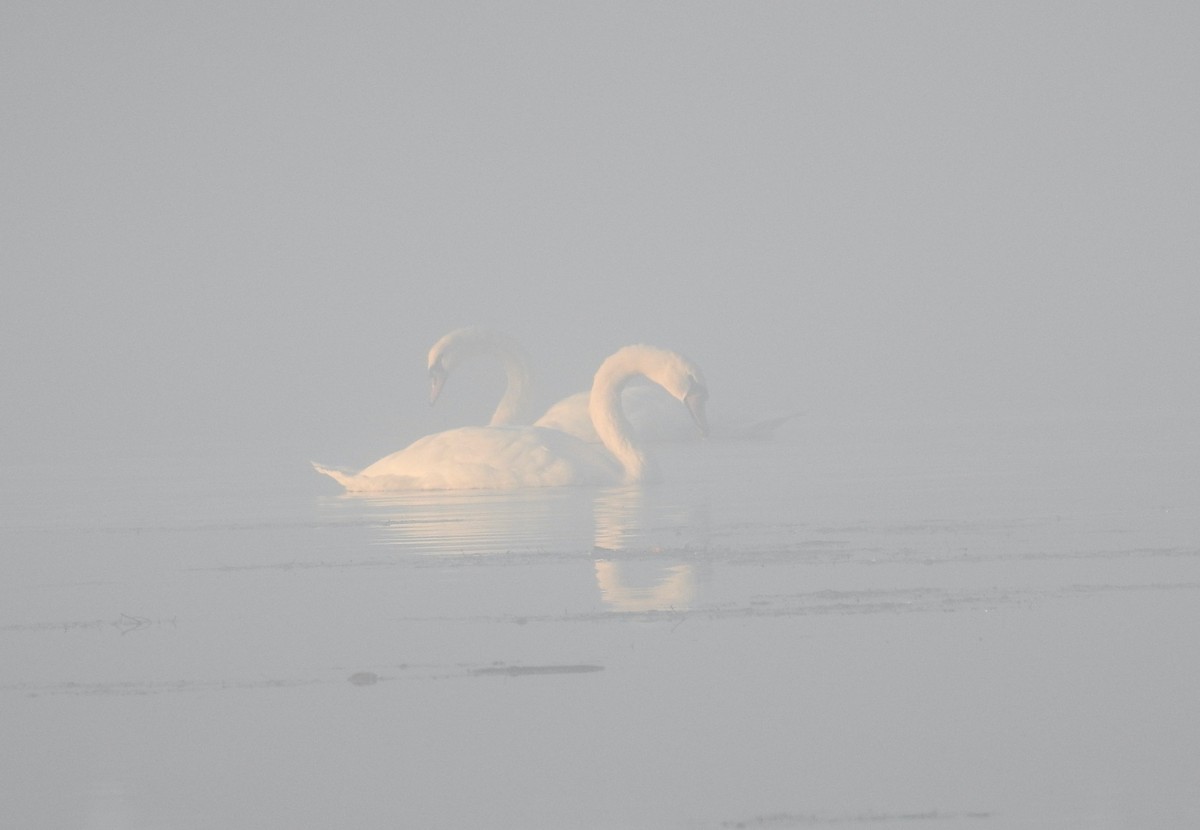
[491,350,534,426]
[589,362,649,483]
[433,328,535,426]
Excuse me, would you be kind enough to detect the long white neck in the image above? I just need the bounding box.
[491,346,533,426]
[434,328,534,426]
[588,347,657,483]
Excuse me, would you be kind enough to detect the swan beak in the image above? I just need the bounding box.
[429,368,448,405]
[684,389,710,437]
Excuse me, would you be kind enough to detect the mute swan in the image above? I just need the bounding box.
[315,345,709,491]
[426,326,783,442]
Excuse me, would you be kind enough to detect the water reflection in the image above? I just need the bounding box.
[591,485,704,610]
[318,487,597,554]
[316,480,709,611]
[593,560,695,612]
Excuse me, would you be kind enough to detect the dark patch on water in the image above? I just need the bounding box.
[2,677,320,698]
[471,664,604,677]
[722,809,993,827]
[0,614,177,635]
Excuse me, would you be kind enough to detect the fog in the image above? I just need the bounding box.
[3,3,1197,465]
[3,4,1200,829]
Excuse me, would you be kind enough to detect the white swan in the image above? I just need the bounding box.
[426,326,787,442]
[314,345,709,491]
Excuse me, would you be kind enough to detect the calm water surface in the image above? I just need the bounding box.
[2,414,1198,829]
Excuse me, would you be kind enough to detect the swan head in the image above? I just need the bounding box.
[426,327,474,405]
[426,327,486,405]
[600,345,710,437]
[425,326,532,414]
[645,349,709,437]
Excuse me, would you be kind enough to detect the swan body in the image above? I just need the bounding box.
[314,426,618,490]
[316,345,708,491]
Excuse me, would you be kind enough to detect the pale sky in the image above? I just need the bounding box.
[3,3,1197,463]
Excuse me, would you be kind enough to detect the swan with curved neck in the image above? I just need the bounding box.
[426,326,791,442]
[427,326,534,427]
[587,345,708,481]
[315,345,708,491]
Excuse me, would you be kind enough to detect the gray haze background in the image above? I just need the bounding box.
[3,3,1197,467]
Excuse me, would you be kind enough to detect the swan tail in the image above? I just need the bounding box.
[311,461,355,488]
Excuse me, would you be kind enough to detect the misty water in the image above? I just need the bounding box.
[3,412,1198,829]
[6,2,1199,827]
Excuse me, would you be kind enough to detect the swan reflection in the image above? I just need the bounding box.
[592,484,703,611]
[593,560,695,612]
[318,476,708,611]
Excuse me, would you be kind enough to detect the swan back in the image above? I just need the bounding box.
[426,326,534,426]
